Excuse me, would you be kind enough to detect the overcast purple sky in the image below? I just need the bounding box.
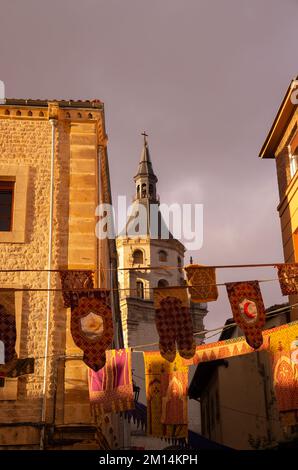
[1,0,297,332]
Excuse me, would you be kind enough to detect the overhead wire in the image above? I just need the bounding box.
[0,261,296,273]
[0,274,297,292]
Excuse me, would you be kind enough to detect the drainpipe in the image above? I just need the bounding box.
[40,118,57,449]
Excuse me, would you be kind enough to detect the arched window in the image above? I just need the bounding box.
[133,249,144,264]
[141,183,146,198]
[136,280,144,299]
[158,279,169,288]
[158,250,168,262]
[177,256,182,267]
[137,185,140,198]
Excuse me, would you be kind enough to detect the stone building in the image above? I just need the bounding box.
[116,135,207,448]
[259,76,298,320]
[0,98,124,449]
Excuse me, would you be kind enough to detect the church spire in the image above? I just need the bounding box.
[134,132,158,202]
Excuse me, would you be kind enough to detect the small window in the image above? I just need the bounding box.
[158,250,168,262]
[294,229,298,260]
[136,280,144,299]
[177,256,182,267]
[133,249,144,264]
[0,181,14,231]
[0,340,4,364]
[289,145,298,179]
[158,279,169,288]
[141,183,146,198]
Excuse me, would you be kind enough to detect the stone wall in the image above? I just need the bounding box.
[0,103,106,447]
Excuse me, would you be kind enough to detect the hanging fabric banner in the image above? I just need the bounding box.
[0,290,34,380]
[88,348,134,414]
[143,351,188,439]
[59,270,94,308]
[0,357,35,378]
[187,322,298,426]
[276,264,298,296]
[188,333,269,366]
[153,287,195,362]
[226,280,266,349]
[142,322,298,435]
[70,290,113,371]
[268,322,298,425]
[184,265,218,303]
[0,290,16,364]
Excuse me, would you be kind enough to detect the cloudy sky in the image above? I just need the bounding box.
[1,0,297,332]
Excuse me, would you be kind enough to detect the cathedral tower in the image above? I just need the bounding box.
[116,134,206,348]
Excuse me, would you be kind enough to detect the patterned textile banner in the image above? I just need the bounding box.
[88,348,134,414]
[144,351,188,439]
[188,322,298,425]
[184,265,218,303]
[226,281,266,349]
[70,291,113,371]
[0,290,16,364]
[276,264,298,296]
[143,322,298,436]
[59,270,94,308]
[268,322,298,424]
[153,288,195,362]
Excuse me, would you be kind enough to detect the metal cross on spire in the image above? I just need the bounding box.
[141,131,148,143]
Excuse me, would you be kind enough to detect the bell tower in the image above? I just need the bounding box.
[116,133,207,347]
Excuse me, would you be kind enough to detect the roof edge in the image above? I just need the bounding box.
[259,77,298,159]
[1,98,103,109]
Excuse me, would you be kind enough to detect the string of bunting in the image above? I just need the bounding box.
[78,318,298,439]
[20,302,297,360]
[1,264,297,370]
[1,262,297,439]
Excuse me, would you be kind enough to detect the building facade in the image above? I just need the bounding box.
[259,77,298,320]
[189,310,289,450]
[0,99,124,449]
